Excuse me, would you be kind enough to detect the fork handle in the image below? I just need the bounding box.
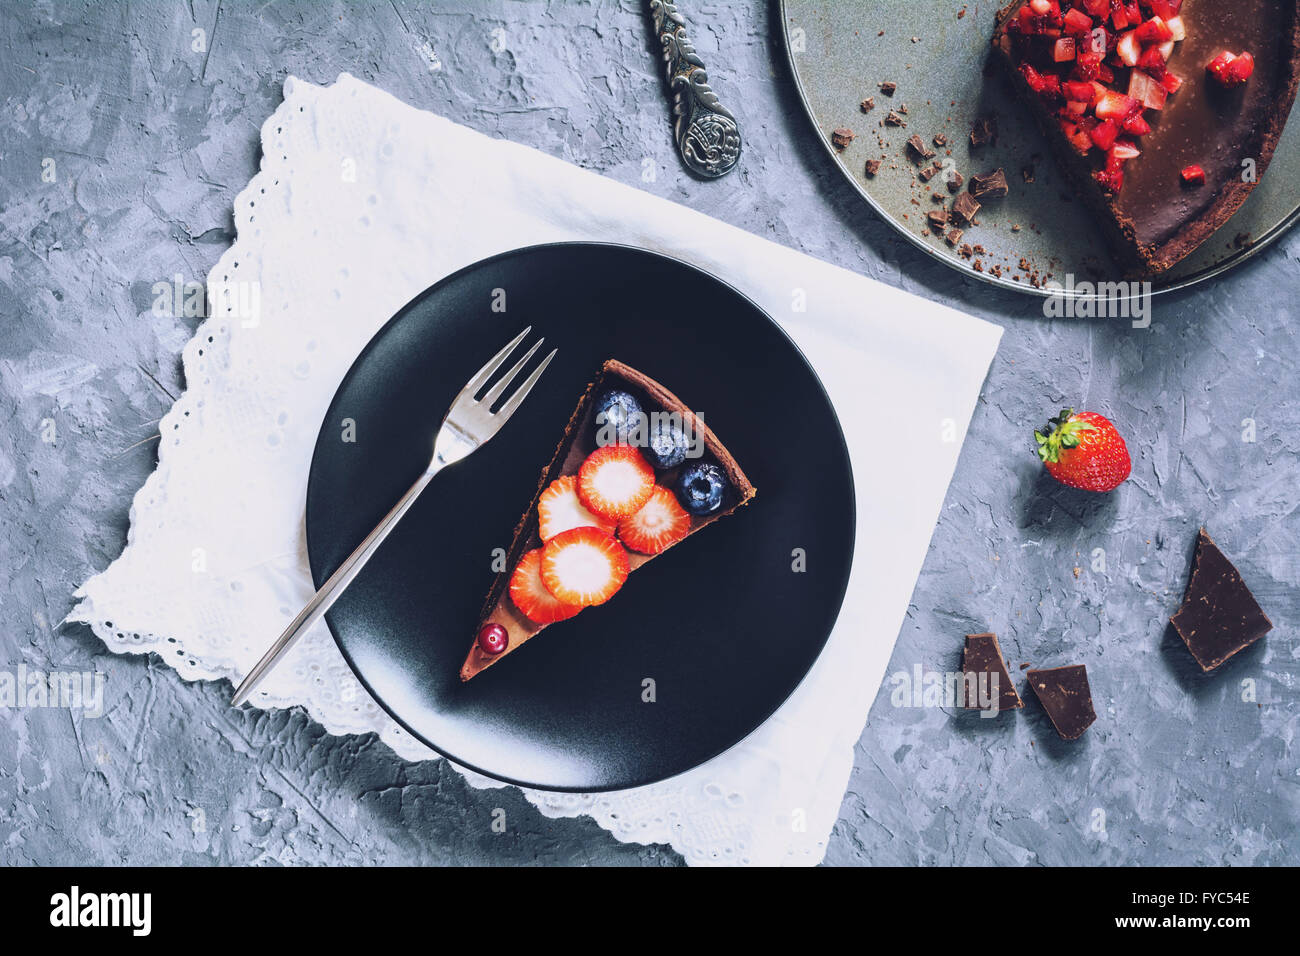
[231,467,439,706]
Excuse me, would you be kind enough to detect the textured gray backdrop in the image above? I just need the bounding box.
[0,0,1295,866]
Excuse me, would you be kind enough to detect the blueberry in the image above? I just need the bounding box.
[593,389,643,446]
[645,417,690,468]
[675,462,728,516]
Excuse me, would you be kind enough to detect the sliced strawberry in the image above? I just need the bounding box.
[617,487,691,555]
[509,548,584,625]
[1053,37,1076,62]
[540,527,629,606]
[537,475,615,541]
[577,445,655,520]
[1160,71,1184,93]
[1181,164,1206,186]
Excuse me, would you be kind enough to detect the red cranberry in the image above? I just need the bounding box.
[477,623,509,655]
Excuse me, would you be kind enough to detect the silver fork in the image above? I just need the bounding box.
[231,328,556,707]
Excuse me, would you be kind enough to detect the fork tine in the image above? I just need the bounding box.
[479,337,544,410]
[493,348,557,422]
[459,326,532,400]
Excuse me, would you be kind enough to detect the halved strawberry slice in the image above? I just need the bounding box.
[618,487,691,555]
[540,527,629,606]
[509,548,584,624]
[537,475,615,541]
[577,445,655,520]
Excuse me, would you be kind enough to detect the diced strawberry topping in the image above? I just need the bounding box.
[1128,71,1168,110]
[1095,90,1139,120]
[1089,118,1120,151]
[576,445,655,520]
[1208,50,1254,86]
[1225,51,1255,84]
[538,475,615,542]
[1134,17,1173,45]
[1006,0,1192,195]
[539,527,629,607]
[509,548,584,625]
[617,486,691,555]
[1181,164,1206,186]
[1122,113,1151,135]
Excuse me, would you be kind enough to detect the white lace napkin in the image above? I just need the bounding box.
[70,74,1001,865]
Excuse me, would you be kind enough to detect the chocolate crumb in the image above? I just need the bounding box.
[946,170,965,193]
[831,127,855,149]
[933,133,949,147]
[945,227,964,246]
[860,97,875,113]
[969,168,1009,200]
[878,81,897,96]
[884,110,905,127]
[1022,165,1036,183]
[959,243,973,259]
[864,158,882,177]
[927,209,949,233]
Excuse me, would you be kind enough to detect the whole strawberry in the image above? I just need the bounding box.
[1034,408,1131,492]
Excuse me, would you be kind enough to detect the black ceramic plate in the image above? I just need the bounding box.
[305,243,855,792]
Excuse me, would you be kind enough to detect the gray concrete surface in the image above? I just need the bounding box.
[0,0,1296,866]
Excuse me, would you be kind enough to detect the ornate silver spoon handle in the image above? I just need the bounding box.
[648,0,742,179]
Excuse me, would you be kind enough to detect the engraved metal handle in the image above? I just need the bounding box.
[648,0,742,179]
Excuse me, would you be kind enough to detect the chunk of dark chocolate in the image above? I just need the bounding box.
[951,191,981,225]
[907,133,935,162]
[864,158,882,177]
[1027,665,1095,740]
[961,633,1022,712]
[878,80,897,96]
[969,168,1009,200]
[831,127,855,149]
[946,170,965,193]
[1170,528,1273,672]
[885,110,905,127]
[969,116,997,148]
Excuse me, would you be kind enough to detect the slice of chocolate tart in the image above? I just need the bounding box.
[460,360,756,681]
[993,0,1300,276]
